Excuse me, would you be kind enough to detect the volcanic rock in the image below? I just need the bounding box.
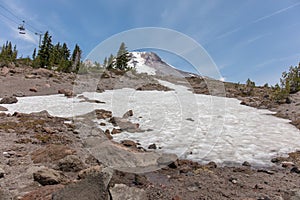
[57,155,85,172]
[148,143,157,149]
[0,106,8,111]
[33,168,67,186]
[0,96,18,104]
[78,165,102,180]
[121,140,137,148]
[58,89,74,97]
[122,110,133,118]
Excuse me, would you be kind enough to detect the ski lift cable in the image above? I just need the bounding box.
[0,11,19,25]
[0,3,42,33]
[0,12,33,34]
[0,11,42,36]
[0,4,23,22]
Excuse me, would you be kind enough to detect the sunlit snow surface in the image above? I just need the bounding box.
[129,52,157,75]
[2,81,300,167]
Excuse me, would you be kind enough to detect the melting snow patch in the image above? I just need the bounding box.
[2,82,300,167]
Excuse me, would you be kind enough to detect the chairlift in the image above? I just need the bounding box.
[18,20,26,34]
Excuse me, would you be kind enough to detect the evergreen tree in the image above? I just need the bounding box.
[0,41,18,62]
[61,43,70,60]
[32,48,36,60]
[12,45,17,60]
[107,54,115,69]
[115,42,130,70]
[50,42,62,66]
[103,57,107,68]
[37,31,52,69]
[57,43,71,72]
[71,44,82,72]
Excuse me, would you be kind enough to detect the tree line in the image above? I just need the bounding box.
[0,32,81,73]
[32,31,82,73]
[0,41,18,63]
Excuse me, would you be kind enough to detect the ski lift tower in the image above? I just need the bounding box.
[35,32,43,48]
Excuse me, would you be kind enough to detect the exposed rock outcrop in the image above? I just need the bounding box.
[52,172,111,200]
[0,96,18,104]
[33,168,67,186]
[58,89,75,97]
[57,155,85,172]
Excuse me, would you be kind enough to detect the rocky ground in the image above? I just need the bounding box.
[0,64,300,200]
[183,76,300,130]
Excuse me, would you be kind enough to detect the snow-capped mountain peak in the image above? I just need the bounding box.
[128,51,196,77]
[128,52,156,75]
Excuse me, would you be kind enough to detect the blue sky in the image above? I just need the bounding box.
[0,0,300,85]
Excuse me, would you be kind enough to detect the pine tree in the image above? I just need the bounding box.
[50,42,62,66]
[32,48,36,60]
[71,44,81,72]
[115,42,130,70]
[57,43,71,72]
[103,57,107,68]
[107,54,115,70]
[0,41,18,62]
[37,31,53,69]
[12,45,17,60]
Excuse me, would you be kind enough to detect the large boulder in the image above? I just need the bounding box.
[0,96,18,104]
[57,155,85,172]
[58,89,75,97]
[0,67,9,76]
[109,117,141,132]
[33,168,67,186]
[78,165,102,180]
[52,172,111,200]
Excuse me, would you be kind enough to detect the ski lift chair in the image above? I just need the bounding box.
[18,20,25,34]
